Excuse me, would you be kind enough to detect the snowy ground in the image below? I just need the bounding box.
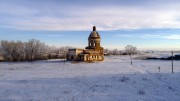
[0,55,180,101]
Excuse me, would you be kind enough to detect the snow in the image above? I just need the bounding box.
[0,55,180,101]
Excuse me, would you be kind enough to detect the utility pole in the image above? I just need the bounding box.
[171,51,174,73]
[158,67,160,72]
[63,50,66,65]
[130,53,132,65]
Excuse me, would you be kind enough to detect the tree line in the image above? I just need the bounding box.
[0,39,70,62]
[104,45,138,65]
[0,39,137,62]
[104,45,138,55]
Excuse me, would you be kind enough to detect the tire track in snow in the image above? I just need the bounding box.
[62,77,93,101]
[41,84,52,100]
[131,64,180,93]
[62,63,108,101]
[40,63,70,101]
[61,64,93,101]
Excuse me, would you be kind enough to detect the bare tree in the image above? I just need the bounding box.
[25,39,47,61]
[104,48,110,55]
[25,40,35,61]
[1,40,10,61]
[125,45,137,65]
[0,40,23,61]
[59,46,71,59]
[1,40,12,61]
[118,50,123,55]
[15,41,25,61]
[1,39,72,62]
[1,39,50,61]
[113,49,118,55]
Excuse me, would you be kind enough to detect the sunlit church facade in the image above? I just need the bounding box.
[67,26,104,62]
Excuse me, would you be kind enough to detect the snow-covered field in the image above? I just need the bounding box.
[0,55,180,101]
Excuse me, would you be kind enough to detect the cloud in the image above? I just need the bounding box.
[141,34,163,38]
[39,34,64,37]
[163,34,180,39]
[113,33,180,40]
[113,34,133,38]
[142,34,180,40]
[0,3,38,16]
[0,0,180,31]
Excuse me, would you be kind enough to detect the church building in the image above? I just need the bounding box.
[67,26,104,62]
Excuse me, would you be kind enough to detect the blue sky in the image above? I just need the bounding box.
[0,0,180,50]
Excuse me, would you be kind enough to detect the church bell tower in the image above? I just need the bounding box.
[86,26,101,50]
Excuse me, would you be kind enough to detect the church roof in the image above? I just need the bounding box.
[89,26,100,39]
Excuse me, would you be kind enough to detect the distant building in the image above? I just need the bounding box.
[67,26,104,62]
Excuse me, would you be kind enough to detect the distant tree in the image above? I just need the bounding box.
[25,39,36,61]
[1,39,50,61]
[125,45,137,55]
[1,39,73,62]
[25,39,47,61]
[1,40,11,61]
[104,49,109,54]
[118,50,123,55]
[125,45,137,65]
[59,46,71,59]
[0,40,23,61]
[14,40,25,61]
[113,49,118,55]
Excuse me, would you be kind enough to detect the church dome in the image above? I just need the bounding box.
[89,26,100,39]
